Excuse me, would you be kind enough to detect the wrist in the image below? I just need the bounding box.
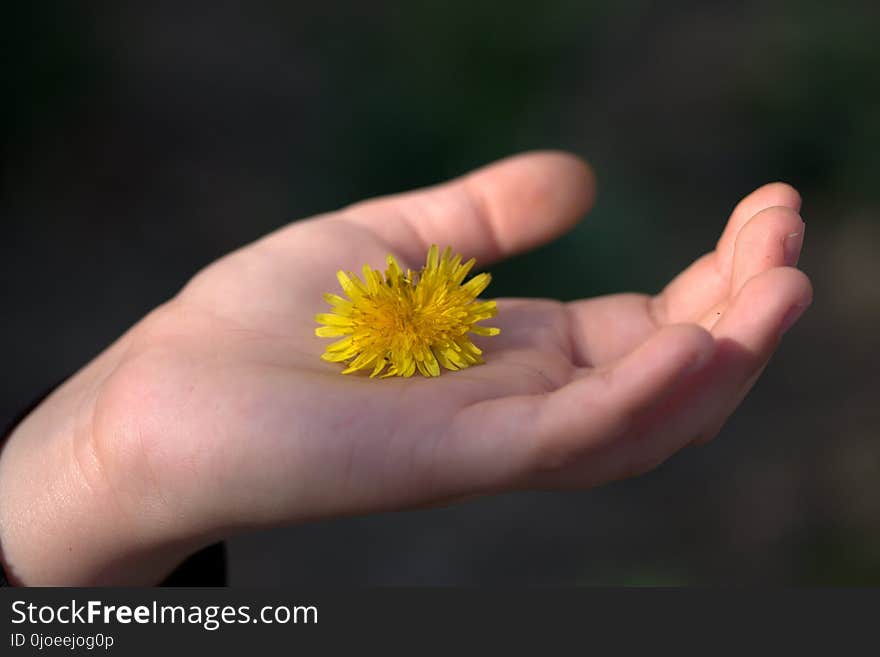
[0,356,201,585]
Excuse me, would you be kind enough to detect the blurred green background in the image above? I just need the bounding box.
[2,0,878,584]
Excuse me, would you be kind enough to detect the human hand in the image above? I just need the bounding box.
[0,152,811,584]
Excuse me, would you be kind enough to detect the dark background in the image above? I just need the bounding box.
[3,1,878,585]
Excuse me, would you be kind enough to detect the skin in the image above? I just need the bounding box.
[0,152,812,585]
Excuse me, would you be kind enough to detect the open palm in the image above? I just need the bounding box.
[65,152,810,575]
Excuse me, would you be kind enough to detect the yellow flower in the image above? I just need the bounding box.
[315,245,500,378]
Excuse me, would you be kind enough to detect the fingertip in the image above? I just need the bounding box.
[715,266,813,357]
[785,265,814,304]
[733,182,802,217]
[778,267,813,333]
[780,300,811,335]
[747,266,813,308]
[718,182,803,274]
[730,205,805,293]
[566,152,598,216]
[461,150,598,260]
[540,150,598,210]
[513,150,596,189]
[755,182,802,212]
[494,149,598,220]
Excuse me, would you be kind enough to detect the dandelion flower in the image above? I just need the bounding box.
[315,245,500,378]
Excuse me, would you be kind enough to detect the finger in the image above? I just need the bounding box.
[654,182,801,325]
[729,205,804,295]
[537,267,810,486]
[650,267,812,453]
[451,324,715,489]
[690,267,811,444]
[565,293,659,367]
[715,182,801,276]
[567,200,803,364]
[695,205,805,329]
[340,150,596,266]
[561,324,716,447]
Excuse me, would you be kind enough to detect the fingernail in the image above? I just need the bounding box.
[783,224,805,267]
[780,303,809,335]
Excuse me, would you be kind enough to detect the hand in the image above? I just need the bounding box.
[0,152,811,584]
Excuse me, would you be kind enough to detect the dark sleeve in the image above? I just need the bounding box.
[0,377,227,587]
[160,542,227,586]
